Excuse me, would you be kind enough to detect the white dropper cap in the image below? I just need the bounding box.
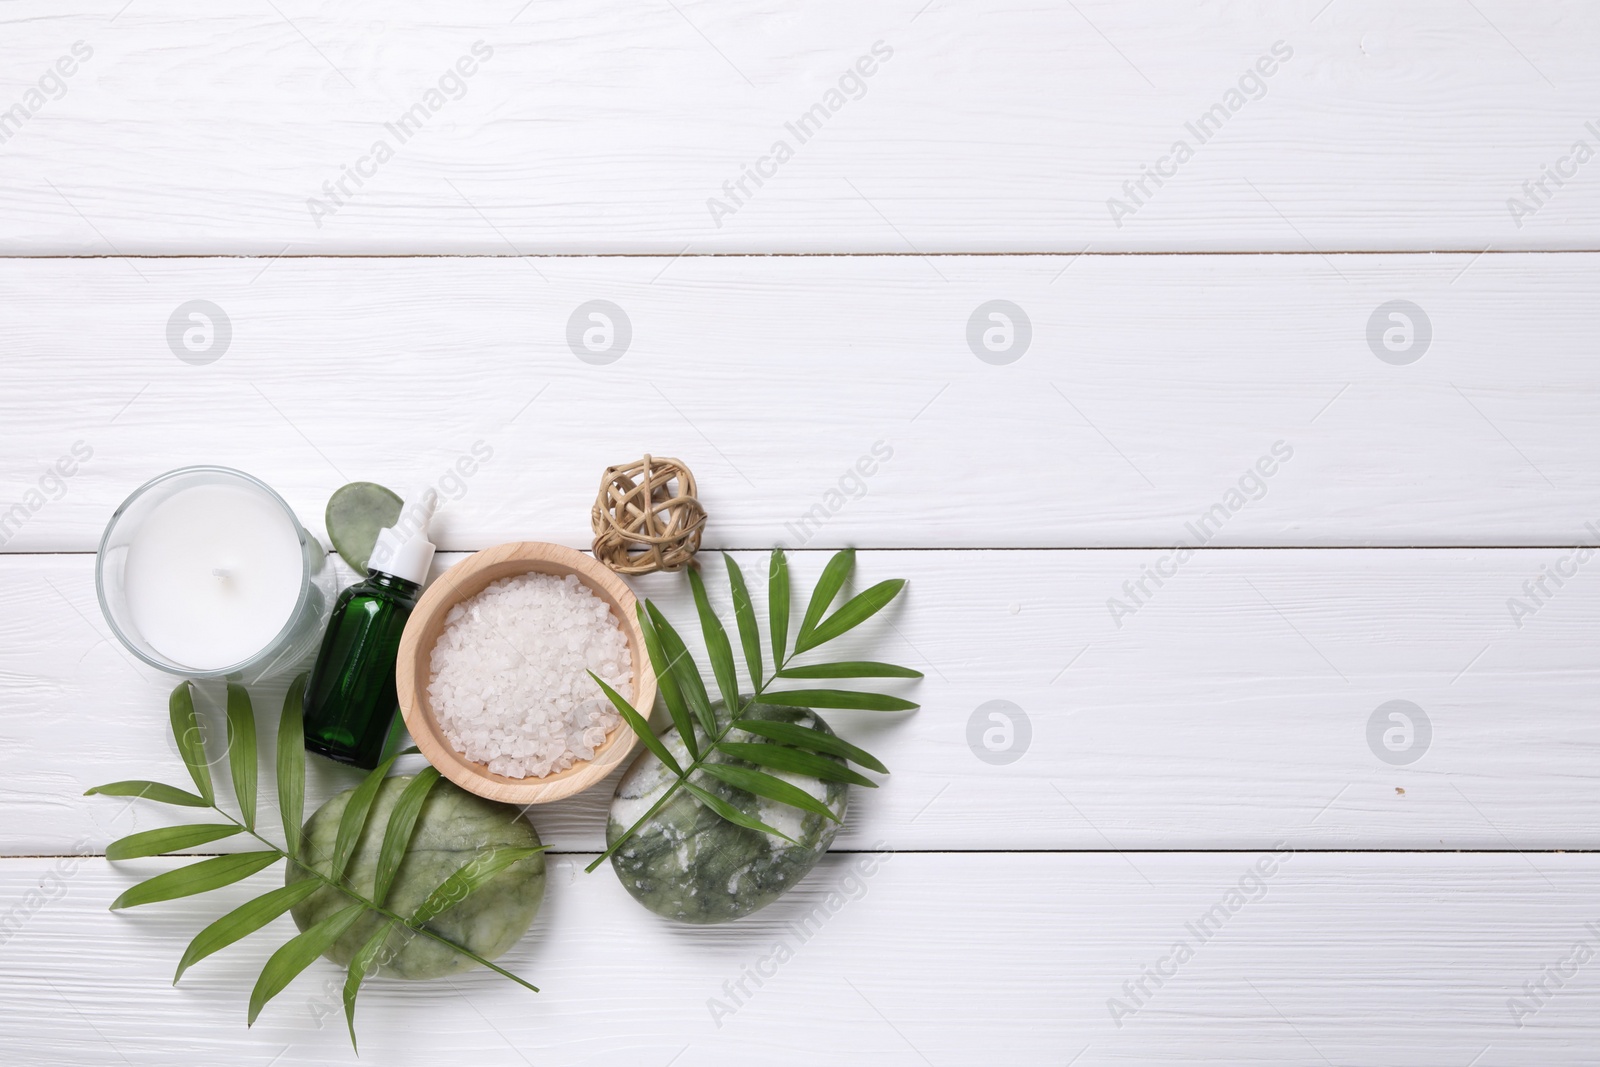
[367,489,437,586]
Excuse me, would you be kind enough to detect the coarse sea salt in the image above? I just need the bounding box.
[427,572,632,779]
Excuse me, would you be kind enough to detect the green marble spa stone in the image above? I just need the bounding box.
[287,776,545,979]
[608,701,849,924]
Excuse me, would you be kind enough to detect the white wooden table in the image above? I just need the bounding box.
[4,3,1599,1063]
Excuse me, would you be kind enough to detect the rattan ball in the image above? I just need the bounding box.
[591,455,707,575]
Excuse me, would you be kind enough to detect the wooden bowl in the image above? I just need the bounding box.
[397,541,655,805]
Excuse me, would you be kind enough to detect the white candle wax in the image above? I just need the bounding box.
[124,483,304,671]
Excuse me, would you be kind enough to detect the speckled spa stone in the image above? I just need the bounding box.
[608,700,849,924]
[287,776,545,979]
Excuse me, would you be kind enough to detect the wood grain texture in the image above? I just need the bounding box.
[6,2,1600,1056]
[0,2,1596,253]
[2,852,1596,1065]
[18,547,1600,856]
[2,253,1597,552]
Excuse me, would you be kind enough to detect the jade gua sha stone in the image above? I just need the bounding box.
[289,776,547,979]
[608,702,849,924]
[325,481,403,573]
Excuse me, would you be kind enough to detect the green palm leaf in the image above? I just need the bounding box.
[731,718,889,774]
[90,674,546,1045]
[715,742,877,788]
[698,763,840,823]
[168,682,213,805]
[794,580,907,653]
[587,549,924,874]
[174,879,321,983]
[372,768,440,907]
[109,851,279,911]
[777,661,922,680]
[683,781,796,844]
[247,902,365,1025]
[724,554,763,691]
[769,548,791,664]
[278,675,307,860]
[106,823,241,860]
[637,603,697,760]
[796,549,854,652]
[761,688,919,712]
[410,846,547,926]
[343,921,397,1049]
[593,673,681,776]
[646,601,716,737]
[225,683,257,830]
[687,567,740,714]
[331,753,403,885]
[84,780,209,807]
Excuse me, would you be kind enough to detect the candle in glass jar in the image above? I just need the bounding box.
[98,467,334,680]
[124,483,304,671]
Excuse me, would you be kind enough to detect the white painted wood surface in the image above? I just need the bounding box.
[0,2,1597,253]
[4,1,1600,1062]
[5,853,1599,1065]
[2,254,1598,551]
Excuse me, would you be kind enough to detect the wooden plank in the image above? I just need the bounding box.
[15,548,1600,855]
[0,2,1596,253]
[2,851,1595,1064]
[3,253,1598,551]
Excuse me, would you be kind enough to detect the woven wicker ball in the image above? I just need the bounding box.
[591,455,707,575]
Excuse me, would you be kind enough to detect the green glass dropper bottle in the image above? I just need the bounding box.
[302,493,436,769]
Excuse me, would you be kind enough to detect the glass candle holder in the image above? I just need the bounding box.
[96,466,334,682]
